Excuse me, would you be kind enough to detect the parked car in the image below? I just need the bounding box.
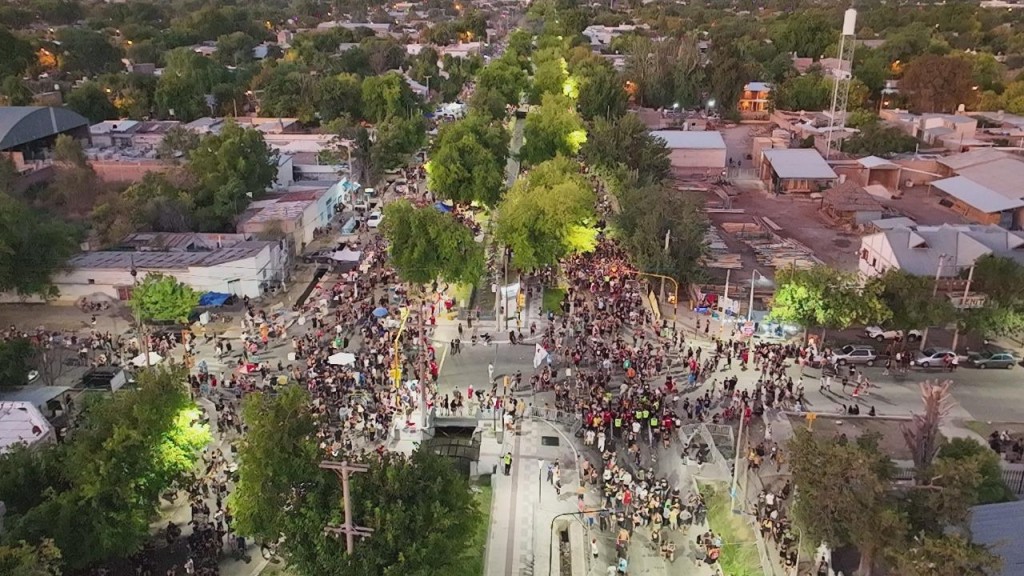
[967,351,1016,369]
[829,345,878,366]
[911,348,957,368]
[864,326,922,342]
[366,210,383,228]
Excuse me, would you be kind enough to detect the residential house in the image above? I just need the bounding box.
[739,82,771,114]
[820,180,884,226]
[858,223,1024,280]
[881,110,981,150]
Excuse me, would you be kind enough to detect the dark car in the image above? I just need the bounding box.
[968,351,1016,369]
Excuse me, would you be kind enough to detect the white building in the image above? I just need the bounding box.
[237,186,337,252]
[49,233,289,302]
[649,130,727,169]
[0,402,56,453]
[858,223,1024,279]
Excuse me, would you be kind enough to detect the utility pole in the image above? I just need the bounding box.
[319,460,374,554]
[660,229,671,298]
[950,264,975,352]
[920,254,947,351]
[719,269,731,334]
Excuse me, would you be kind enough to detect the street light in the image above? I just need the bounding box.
[748,269,769,324]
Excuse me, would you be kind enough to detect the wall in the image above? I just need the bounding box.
[89,160,173,183]
[858,233,897,278]
[894,158,943,189]
[668,148,727,169]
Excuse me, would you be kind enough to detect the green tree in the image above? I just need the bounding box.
[788,429,904,576]
[496,156,596,270]
[317,73,363,123]
[469,86,510,121]
[0,28,34,80]
[475,56,528,110]
[771,73,832,111]
[0,195,78,297]
[0,338,34,388]
[769,11,837,58]
[361,72,419,123]
[575,63,627,121]
[129,272,200,322]
[769,265,891,336]
[530,48,567,104]
[2,368,209,571]
[890,534,1001,576]
[427,114,508,206]
[65,82,118,124]
[936,438,1014,504]
[214,31,257,67]
[900,54,976,113]
[582,114,670,186]
[957,254,1024,337]
[520,93,586,166]
[0,539,62,576]
[53,134,86,167]
[0,76,33,106]
[56,28,123,76]
[156,125,200,161]
[870,269,955,333]
[155,48,230,121]
[843,123,919,157]
[186,119,278,229]
[380,199,484,284]
[231,386,480,576]
[370,115,427,172]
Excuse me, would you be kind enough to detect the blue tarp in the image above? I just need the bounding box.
[198,292,232,307]
[434,202,453,213]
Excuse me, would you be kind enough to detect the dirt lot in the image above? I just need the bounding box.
[715,189,862,272]
[880,186,970,227]
[787,415,920,460]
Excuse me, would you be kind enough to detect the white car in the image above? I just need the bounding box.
[864,326,922,342]
[366,211,383,228]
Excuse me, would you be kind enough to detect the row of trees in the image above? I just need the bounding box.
[0,368,210,572]
[790,382,1009,576]
[770,256,1024,339]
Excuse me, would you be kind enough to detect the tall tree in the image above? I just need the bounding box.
[769,266,891,337]
[582,114,670,185]
[0,28,34,79]
[496,156,596,270]
[520,93,586,167]
[231,386,480,576]
[380,199,484,284]
[869,269,956,333]
[361,72,419,123]
[55,28,123,76]
[0,195,78,298]
[129,272,200,323]
[0,539,62,576]
[65,82,118,124]
[186,119,278,229]
[427,114,508,206]
[900,54,976,113]
[475,56,529,110]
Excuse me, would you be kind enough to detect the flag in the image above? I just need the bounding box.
[533,343,548,369]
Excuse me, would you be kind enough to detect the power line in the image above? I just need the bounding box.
[319,460,374,554]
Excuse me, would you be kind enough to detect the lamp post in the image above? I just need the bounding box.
[748,269,768,323]
[919,254,948,351]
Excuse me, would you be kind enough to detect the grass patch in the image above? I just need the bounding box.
[542,287,566,315]
[699,482,763,576]
[454,482,493,576]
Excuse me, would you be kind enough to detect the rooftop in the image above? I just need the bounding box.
[0,106,89,151]
[932,176,1024,214]
[69,240,274,270]
[857,155,900,169]
[0,402,53,453]
[876,223,1024,275]
[762,148,838,180]
[650,130,726,150]
[937,148,1009,171]
[970,500,1024,576]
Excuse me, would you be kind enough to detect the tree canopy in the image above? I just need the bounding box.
[496,156,596,270]
[869,269,956,332]
[427,114,508,206]
[230,386,481,576]
[0,193,78,298]
[768,265,890,331]
[582,114,670,186]
[0,368,209,572]
[520,93,586,167]
[129,272,200,322]
[380,199,485,285]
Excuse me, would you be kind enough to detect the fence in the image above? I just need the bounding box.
[893,461,1024,495]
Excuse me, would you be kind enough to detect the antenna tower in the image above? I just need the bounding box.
[825,8,857,159]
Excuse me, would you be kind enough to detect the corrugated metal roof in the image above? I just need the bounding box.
[937,148,1008,171]
[68,241,272,270]
[956,159,1024,200]
[650,130,726,150]
[932,176,1024,213]
[0,106,89,151]
[858,155,899,169]
[970,500,1024,576]
[878,223,1024,275]
[763,149,837,179]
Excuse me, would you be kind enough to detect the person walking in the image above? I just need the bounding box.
[503,452,513,475]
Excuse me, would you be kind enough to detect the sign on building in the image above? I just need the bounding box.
[949,294,987,309]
